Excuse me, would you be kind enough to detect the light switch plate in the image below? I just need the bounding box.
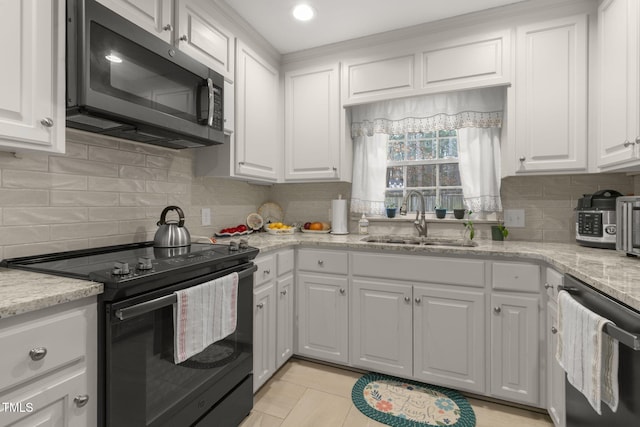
[201,208,211,226]
[504,209,525,227]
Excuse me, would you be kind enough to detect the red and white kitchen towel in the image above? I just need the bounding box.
[173,272,239,364]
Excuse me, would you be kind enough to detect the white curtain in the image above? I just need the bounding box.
[349,87,505,215]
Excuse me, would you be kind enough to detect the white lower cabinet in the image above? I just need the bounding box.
[490,293,540,405]
[350,279,413,376]
[0,298,96,427]
[413,285,486,394]
[545,268,566,427]
[253,250,295,392]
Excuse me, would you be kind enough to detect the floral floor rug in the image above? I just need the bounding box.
[351,373,476,427]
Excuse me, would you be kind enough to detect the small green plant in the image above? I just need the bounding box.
[497,224,509,239]
[463,210,475,240]
[385,199,397,209]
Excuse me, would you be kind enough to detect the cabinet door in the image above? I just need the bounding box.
[175,0,234,81]
[597,0,640,169]
[547,301,566,427]
[297,273,349,364]
[514,15,588,173]
[276,274,294,369]
[284,64,340,181]
[413,285,486,394]
[0,0,64,154]
[350,279,413,376]
[343,54,415,105]
[96,0,173,43]
[253,283,276,392]
[490,293,540,406]
[235,41,280,181]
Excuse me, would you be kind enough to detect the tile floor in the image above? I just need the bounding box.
[240,358,554,427]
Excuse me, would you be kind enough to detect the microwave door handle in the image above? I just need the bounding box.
[207,77,214,127]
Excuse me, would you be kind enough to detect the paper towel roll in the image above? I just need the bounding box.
[331,199,349,234]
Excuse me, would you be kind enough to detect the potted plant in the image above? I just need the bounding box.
[434,199,447,218]
[385,200,397,218]
[453,206,466,219]
[462,210,475,240]
[491,223,509,241]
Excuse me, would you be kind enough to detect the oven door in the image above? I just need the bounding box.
[104,263,255,427]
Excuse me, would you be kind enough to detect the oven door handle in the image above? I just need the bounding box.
[114,263,257,321]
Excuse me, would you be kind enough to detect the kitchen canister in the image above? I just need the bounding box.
[331,195,349,234]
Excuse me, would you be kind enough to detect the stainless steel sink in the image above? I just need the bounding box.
[361,235,477,247]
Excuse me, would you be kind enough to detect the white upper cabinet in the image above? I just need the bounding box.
[0,0,65,154]
[597,0,640,170]
[513,14,588,173]
[235,41,280,181]
[284,63,342,181]
[175,0,235,82]
[95,0,173,43]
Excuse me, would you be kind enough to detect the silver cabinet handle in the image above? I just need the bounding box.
[74,395,89,408]
[317,260,324,266]
[163,24,173,31]
[415,297,421,304]
[636,136,640,144]
[263,269,270,275]
[544,283,552,289]
[238,161,245,166]
[280,289,287,296]
[519,156,526,162]
[256,302,264,309]
[179,35,188,42]
[206,77,215,127]
[623,140,635,148]
[494,306,502,313]
[29,347,47,361]
[551,326,558,334]
[339,288,346,295]
[404,296,411,303]
[41,118,54,127]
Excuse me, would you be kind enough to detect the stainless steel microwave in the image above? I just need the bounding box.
[616,196,640,256]
[66,0,224,149]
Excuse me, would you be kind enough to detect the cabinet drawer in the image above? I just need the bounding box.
[492,262,540,292]
[254,254,276,287]
[351,252,485,288]
[277,250,295,276]
[0,307,88,392]
[297,249,348,275]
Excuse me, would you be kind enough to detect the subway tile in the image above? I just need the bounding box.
[0,225,50,245]
[146,155,173,169]
[89,145,146,166]
[146,181,188,194]
[50,222,115,241]
[542,229,572,243]
[0,189,49,206]
[119,193,168,206]
[50,141,88,159]
[168,171,193,184]
[2,170,87,190]
[118,219,158,234]
[3,239,90,258]
[119,165,168,181]
[51,190,120,206]
[89,233,154,247]
[118,141,175,157]
[3,207,88,225]
[88,176,145,192]
[50,157,119,177]
[89,207,147,221]
[0,152,49,171]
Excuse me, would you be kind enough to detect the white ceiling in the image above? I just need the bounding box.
[223,0,531,54]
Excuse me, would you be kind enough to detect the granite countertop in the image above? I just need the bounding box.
[0,269,103,319]
[2,233,640,319]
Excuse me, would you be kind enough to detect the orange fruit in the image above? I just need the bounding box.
[309,222,323,230]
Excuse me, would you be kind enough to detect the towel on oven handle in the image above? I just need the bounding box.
[556,290,619,415]
[173,272,239,364]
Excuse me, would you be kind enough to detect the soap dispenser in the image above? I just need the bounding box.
[358,213,369,235]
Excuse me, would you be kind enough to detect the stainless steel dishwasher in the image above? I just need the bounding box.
[562,274,640,426]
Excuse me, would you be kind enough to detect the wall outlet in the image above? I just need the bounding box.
[201,208,211,226]
[504,209,525,228]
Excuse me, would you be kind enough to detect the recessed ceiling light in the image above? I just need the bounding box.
[293,4,315,21]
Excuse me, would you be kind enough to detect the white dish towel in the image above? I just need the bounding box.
[556,290,619,414]
[173,272,239,364]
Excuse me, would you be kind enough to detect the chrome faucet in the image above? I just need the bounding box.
[399,190,428,237]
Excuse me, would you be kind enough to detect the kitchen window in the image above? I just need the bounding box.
[385,130,463,212]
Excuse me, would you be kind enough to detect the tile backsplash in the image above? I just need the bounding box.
[0,129,635,259]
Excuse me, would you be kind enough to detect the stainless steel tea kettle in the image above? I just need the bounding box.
[153,206,191,248]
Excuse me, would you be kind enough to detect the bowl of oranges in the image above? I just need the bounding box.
[265,222,295,235]
[301,221,331,233]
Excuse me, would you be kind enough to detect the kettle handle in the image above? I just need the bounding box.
[157,206,185,227]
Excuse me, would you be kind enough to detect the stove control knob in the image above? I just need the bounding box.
[137,257,153,270]
[239,238,249,249]
[112,262,130,275]
[229,241,239,251]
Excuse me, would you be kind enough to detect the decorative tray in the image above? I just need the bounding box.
[266,228,295,235]
[214,230,253,237]
[300,229,331,234]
